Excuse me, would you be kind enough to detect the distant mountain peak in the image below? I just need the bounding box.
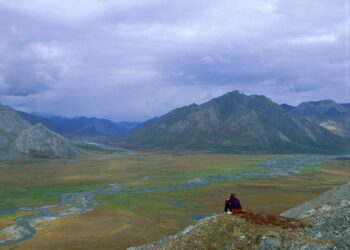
[280,103,295,111]
[283,99,350,138]
[18,112,140,139]
[296,100,346,114]
[125,91,348,153]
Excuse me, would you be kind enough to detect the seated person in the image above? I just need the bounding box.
[225,193,242,214]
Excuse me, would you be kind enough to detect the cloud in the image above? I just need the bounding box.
[0,10,69,96]
[291,34,337,45]
[0,62,56,96]
[0,0,348,120]
[0,45,64,96]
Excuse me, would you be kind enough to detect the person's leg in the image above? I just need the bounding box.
[225,200,231,212]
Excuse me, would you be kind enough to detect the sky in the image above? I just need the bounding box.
[0,0,349,121]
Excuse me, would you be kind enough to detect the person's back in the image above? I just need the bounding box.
[230,196,242,210]
[225,193,242,213]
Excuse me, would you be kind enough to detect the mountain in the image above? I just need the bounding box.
[18,111,59,132]
[19,112,139,139]
[11,123,77,158]
[130,182,350,250]
[0,104,32,152]
[115,121,140,131]
[46,116,129,138]
[280,103,295,111]
[125,91,348,153]
[0,104,76,159]
[281,100,350,138]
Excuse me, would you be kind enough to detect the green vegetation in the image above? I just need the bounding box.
[0,211,38,229]
[299,161,331,173]
[0,152,273,209]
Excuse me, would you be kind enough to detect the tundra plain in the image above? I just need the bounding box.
[0,144,349,249]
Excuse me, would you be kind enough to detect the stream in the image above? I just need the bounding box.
[0,154,343,247]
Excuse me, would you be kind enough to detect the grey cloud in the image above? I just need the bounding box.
[0,8,66,96]
[0,62,58,96]
[0,0,348,120]
[0,43,63,96]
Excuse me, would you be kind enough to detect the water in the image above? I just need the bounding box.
[80,142,134,156]
[0,155,341,247]
[191,214,208,220]
[169,201,187,207]
[0,185,123,247]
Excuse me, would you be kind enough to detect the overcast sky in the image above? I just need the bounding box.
[0,0,349,121]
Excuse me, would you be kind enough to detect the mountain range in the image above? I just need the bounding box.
[124,91,349,153]
[281,100,350,138]
[1,90,349,158]
[18,112,139,139]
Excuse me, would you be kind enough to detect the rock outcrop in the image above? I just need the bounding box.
[0,104,77,159]
[11,123,77,158]
[0,104,31,152]
[129,182,350,250]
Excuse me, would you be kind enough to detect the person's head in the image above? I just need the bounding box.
[230,193,236,199]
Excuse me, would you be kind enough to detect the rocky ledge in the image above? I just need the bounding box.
[129,182,350,250]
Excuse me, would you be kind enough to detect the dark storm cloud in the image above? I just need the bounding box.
[0,0,348,120]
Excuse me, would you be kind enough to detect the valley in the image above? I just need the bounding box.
[0,144,349,249]
[1,1,348,248]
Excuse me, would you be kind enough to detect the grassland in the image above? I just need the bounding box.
[0,152,274,209]
[0,147,349,250]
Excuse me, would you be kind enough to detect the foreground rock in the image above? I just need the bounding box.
[129,182,350,250]
[11,123,77,158]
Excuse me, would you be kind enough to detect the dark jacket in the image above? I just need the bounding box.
[229,197,242,209]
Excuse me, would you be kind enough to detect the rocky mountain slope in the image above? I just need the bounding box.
[11,123,77,158]
[0,104,76,159]
[129,182,350,250]
[125,91,348,153]
[0,104,31,152]
[281,100,350,138]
